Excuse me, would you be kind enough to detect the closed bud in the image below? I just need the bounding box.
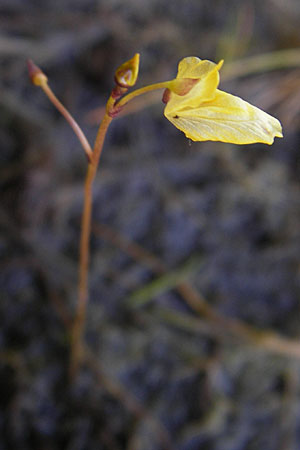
[114,53,140,88]
[27,59,48,86]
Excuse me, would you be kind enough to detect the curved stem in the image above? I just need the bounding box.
[117,81,171,108]
[41,82,93,162]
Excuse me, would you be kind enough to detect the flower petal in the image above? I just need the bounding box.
[166,60,223,113]
[177,57,220,79]
[164,89,283,145]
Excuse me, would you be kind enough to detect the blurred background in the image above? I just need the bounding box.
[1,0,300,449]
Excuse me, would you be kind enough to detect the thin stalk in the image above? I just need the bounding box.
[70,111,113,377]
[117,81,171,108]
[40,82,93,162]
[71,87,173,375]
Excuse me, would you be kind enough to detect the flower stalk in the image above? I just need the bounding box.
[27,60,93,162]
[70,112,113,376]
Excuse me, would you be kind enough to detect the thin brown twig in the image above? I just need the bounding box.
[93,222,300,360]
[84,347,174,450]
[93,222,166,273]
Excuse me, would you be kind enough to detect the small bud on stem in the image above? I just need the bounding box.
[114,53,140,88]
[27,59,93,162]
[27,59,48,86]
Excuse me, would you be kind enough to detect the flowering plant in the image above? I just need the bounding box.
[28,53,282,375]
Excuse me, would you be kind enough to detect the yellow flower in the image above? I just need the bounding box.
[164,57,283,145]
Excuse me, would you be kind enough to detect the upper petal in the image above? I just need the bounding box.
[166,59,223,114]
[177,57,220,79]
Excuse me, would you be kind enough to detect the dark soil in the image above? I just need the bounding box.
[1,1,300,449]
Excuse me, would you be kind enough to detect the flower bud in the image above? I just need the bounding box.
[27,59,48,86]
[114,53,140,88]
